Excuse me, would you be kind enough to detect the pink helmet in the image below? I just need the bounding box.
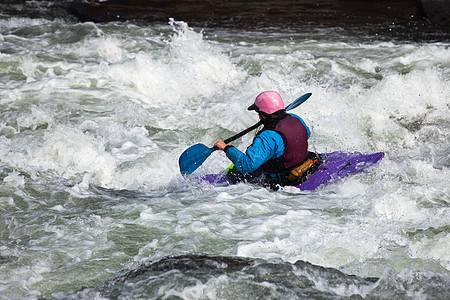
[248,91,285,115]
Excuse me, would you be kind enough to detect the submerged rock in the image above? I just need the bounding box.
[52,254,450,299]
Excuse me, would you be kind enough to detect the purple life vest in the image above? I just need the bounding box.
[260,115,309,173]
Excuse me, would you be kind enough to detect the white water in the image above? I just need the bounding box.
[0,16,449,299]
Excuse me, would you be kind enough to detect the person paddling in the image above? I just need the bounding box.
[214,91,320,189]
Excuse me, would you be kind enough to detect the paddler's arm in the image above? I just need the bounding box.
[214,131,284,174]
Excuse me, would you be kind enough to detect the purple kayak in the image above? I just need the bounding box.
[197,151,384,191]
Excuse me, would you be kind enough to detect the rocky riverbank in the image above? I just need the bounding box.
[68,0,448,28]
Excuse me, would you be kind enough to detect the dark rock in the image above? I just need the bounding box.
[420,0,450,26]
[68,0,431,26]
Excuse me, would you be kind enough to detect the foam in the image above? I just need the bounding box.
[30,126,117,185]
[105,20,246,108]
[3,171,25,187]
[0,17,54,31]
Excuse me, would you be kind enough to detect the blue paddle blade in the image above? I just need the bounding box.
[179,143,215,175]
[285,93,312,111]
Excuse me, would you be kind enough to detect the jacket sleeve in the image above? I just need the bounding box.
[225,131,285,174]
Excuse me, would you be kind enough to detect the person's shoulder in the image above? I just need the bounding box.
[258,129,283,143]
[287,113,307,124]
[287,113,301,119]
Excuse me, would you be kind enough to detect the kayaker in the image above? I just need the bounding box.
[214,91,320,189]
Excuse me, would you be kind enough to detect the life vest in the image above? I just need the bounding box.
[259,114,309,174]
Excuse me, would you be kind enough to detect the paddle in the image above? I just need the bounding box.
[179,93,312,175]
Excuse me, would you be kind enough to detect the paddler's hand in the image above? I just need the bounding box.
[214,140,227,151]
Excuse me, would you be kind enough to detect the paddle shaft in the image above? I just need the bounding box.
[222,120,262,145]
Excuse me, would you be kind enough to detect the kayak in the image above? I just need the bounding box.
[197,151,384,190]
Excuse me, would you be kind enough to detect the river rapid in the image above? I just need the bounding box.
[0,2,449,299]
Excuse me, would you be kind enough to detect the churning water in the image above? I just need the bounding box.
[0,3,449,299]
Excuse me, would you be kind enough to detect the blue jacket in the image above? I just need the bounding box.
[225,113,310,174]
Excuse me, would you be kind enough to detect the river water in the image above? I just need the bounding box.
[1,2,449,299]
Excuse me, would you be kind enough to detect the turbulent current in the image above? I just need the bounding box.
[0,2,449,299]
